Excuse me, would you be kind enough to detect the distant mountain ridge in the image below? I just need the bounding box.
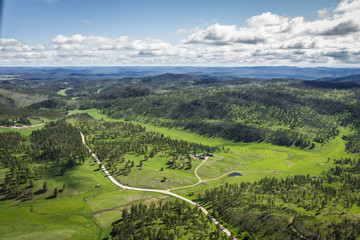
[1,66,360,80]
[320,74,360,83]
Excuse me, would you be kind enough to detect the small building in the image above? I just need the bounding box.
[195,153,204,158]
[206,152,214,157]
[95,184,101,187]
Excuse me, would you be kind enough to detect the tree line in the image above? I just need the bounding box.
[0,121,88,200]
[81,121,221,178]
[195,157,360,239]
[110,199,232,240]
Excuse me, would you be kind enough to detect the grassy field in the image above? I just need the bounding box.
[57,89,67,96]
[0,108,349,239]
[87,190,168,228]
[0,125,45,136]
[57,88,73,97]
[112,153,202,189]
[0,152,168,239]
[70,109,356,190]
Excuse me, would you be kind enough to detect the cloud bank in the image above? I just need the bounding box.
[1,0,360,66]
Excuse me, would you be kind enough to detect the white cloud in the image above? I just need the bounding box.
[247,12,288,28]
[335,0,360,12]
[317,8,329,19]
[180,0,360,66]
[183,23,265,45]
[2,0,360,66]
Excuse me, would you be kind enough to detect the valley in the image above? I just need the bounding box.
[1,69,360,239]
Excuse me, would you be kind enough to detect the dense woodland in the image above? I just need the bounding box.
[0,122,88,200]
[0,105,64,126]
[195,158,360,239]
[110,200,230,240]
[99,86,355,148]
[81,121,221,178]
[2,72,360,239]
[2,72,360,152]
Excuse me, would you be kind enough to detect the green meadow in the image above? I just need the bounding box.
[0,127,167,239]
[112,153,202,189]
[70,109,356,193]
[57,88,73,97]
[0,108,355,239]
[0,125,44,137]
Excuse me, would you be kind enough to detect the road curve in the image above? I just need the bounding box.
[170,156,208,191]
[0,123,45,129]
[80,132,236,239]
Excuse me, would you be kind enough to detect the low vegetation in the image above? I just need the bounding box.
[1,72,360,239]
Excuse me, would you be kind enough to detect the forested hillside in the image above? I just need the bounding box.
[2,72,360,239]
[195,158,360,239]
[96,86,360,150]
[0,122,88,200]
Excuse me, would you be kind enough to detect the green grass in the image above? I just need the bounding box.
[0,125,44,136]
[4,107,351,239]
[57,88,73,97]
[0,117,47,136]
[0,201,97,240]
[0,166,8,185]
[112,154,202,189]
[88,190,168,228]
[71,109,357,193]
[57,89,67,96]
[0,157,168,239]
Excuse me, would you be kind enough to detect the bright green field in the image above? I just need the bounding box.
[0,125,44,136]
[70,109,356,192]
[0,108,348,239]
[0,156,167,239]
[57,88,74,97]
[113,154,202,189]
[57,89,67,96]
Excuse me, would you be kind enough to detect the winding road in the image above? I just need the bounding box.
[0,123,45,129]
[170,155,209,191]
[80,132,236,239]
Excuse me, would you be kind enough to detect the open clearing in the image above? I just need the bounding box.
[70,109,356,191]
[0,108,354,239]
[0,150,167,239]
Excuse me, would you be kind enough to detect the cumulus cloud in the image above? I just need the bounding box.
[2,0,360,66]
[247,12,288,28]
[319,20,359,36]
[184,23,266,45]
[181,0,360,66]
[335,0,360,12]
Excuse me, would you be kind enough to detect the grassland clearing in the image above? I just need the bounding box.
[0,150,167,239]
[70,109,356,194]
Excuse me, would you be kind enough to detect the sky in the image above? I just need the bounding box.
[0,0,359,67]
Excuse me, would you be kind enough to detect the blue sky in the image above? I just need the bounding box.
[2,0,338,44]
[1,0,360,66]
